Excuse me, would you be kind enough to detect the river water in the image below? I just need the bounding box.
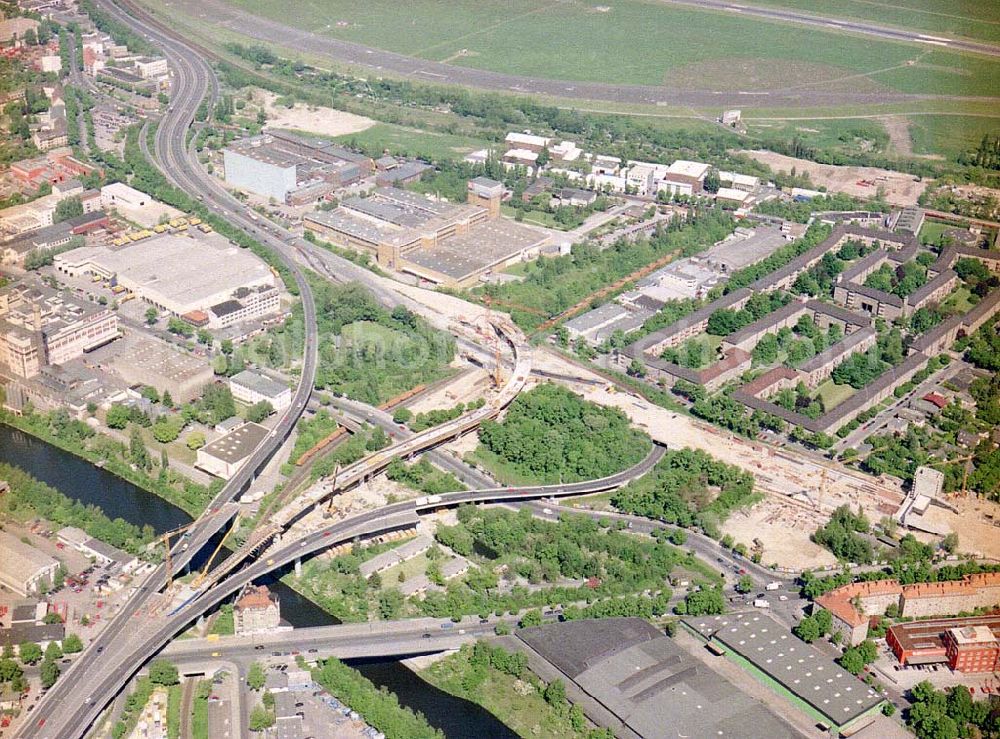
[0,423,515,738]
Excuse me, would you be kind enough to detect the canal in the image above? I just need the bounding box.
[0,423,515,738]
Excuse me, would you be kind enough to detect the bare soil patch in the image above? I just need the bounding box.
[741,149,928,206]
[257,90,375,138]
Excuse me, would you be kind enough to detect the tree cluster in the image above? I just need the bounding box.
[477,384,651,484]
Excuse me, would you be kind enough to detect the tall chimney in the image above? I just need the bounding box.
[33,304,42,332]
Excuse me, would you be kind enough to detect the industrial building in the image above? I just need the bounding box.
[96,334,214,404]
[98,183,183,227]
[0,531,60,596]
[304,180,548,287]
[223,131,372,203]
[196,421,270,479]
[515,618,801,739]
[229,369,291,411]
[0,210,110,267]
[54,232,280,324]
[684,612,885,735]
[659,160,710,197]
[0,281,119,379]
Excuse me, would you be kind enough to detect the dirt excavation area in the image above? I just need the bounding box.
[531,348,913,569]
[255,90,376,138]
[741,149,928,207]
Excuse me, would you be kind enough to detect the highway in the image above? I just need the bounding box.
[163,617,501,662]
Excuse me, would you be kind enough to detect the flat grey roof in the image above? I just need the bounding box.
[403,219,548,282]
[685,612,883,727]
[519,618,802,739]
[230,370,288,400]
[200,422,269,464]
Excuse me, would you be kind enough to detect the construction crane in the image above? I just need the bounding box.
[190,514,241,589]
[153,520,198,596]
[325,465,342,518]
[927,454,977,498]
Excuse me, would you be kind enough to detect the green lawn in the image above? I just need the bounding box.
[941,286,976,314]
[919,218,954,245]
[500,205,564,230]
[225,0,1000,96]
[334,123,489,161]
[909,114,1000,160]
[813,379,856,410]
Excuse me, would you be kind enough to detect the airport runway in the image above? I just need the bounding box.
[155,0,999,109]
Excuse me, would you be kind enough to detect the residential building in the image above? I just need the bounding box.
[133,56,168,78]
[503,132,551,153]
[229,369,291,411]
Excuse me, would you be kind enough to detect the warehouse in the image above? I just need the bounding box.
[0,531,60,596]
[97,334,213,404]
[196,421,270,479]
[685,612,885,735]
[517,618,800,739]
[54,232,279,320]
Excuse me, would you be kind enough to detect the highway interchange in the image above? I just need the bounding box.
[17,0,947,733]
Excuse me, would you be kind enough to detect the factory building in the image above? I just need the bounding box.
[0,281,119,379]
[223,131,372,203]
[304,182,549,287]
[54,232,279,322]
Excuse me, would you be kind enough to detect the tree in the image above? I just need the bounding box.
[249,705,275,731]
[247,662,266,691]
[148,659,179,686]
[736,575,754,594]
[519,609,542,628]
[186,431,206,450]
[40,659,60,689]
[145,307,158,325]
[44,641,62,662]
[129,427,151,470]
[941,532,959,554]
[793,615,822,643]
[105,404,131,429]
[392,407,413,425]
[62,633,83,653]
[246,400,274,423]
[882,702,896,717]
[18,642,42,665]
[53,197,84,223]
[543,679,566,707]
[162,391,174,408]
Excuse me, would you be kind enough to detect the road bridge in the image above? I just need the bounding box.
[163,617,500,662]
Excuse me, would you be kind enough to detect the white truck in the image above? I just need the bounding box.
[765,581,781,591]
[753,599,770,609]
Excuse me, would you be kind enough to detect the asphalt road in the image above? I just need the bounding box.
[152,0,999,109]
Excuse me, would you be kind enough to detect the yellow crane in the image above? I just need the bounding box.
[190,513,241,589]
[926,454,977,498]
[153,520,198,596]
